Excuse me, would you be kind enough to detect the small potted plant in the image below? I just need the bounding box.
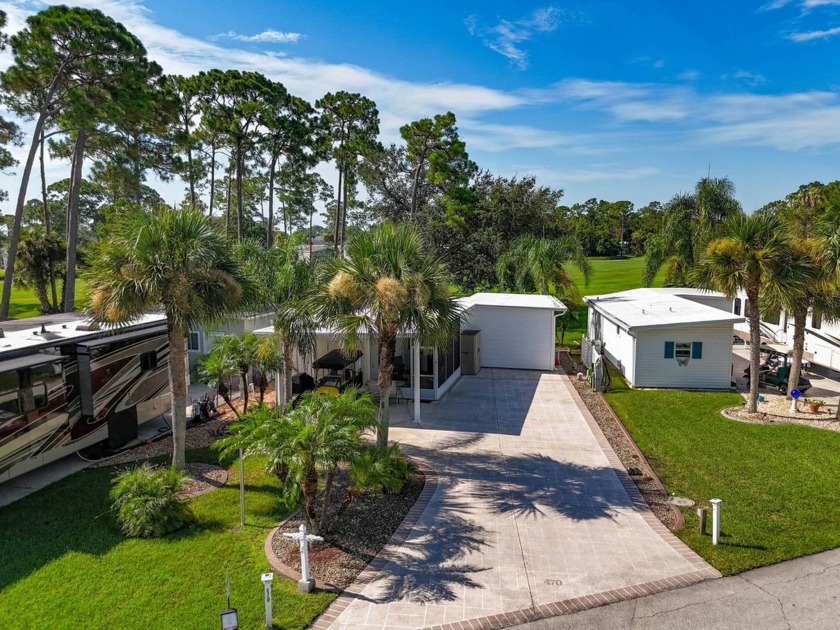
[807,399,825,413]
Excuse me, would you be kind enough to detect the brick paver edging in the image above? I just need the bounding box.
[304,464,439,630]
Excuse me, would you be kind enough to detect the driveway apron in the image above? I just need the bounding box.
[315,369,718,630]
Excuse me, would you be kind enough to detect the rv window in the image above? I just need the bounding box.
[188,331,200,351]
[0,372,20,418]
[140,351,158,372]
[812,308,822,330]
[733,298,741,315]
[766,309,781,326]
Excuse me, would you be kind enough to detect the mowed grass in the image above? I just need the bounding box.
[0,448,334,629]
[562,257,665,347]
[0,277,90,319]
[605,374,840,575]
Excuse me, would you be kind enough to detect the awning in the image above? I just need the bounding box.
[761,342,794,356]
[312,349,363,371]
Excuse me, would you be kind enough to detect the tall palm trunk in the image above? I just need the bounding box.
[266,156,276,247]
[788,310,807,400]
[39,130,58,312]
[34,277,50,314]
[1,112,47,318]
[282,339,294,408]
[167,325,188,470]
[376,330,397,448]
[63,129,86,313]
[746,284,761,413]
[217,379,239,418]
[208,144,216,217]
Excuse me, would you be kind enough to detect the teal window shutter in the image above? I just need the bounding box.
[692,342,703,359]
[664,341,674,359]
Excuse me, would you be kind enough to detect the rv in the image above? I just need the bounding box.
[0,313,171,483]
[732,292,840,373]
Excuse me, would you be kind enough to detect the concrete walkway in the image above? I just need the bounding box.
[315,370,718,630]
[513,547,840,630]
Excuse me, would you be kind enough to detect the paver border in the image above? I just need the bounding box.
[306,463,439,630]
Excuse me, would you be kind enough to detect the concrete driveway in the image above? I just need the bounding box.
[314,370,718,630]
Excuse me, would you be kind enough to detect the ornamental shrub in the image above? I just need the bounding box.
[110,464,193,538]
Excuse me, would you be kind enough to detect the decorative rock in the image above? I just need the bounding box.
[627,466,643,476]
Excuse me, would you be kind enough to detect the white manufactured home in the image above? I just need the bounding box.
[731,291,840,373]
[585,288,743,389]
[255,292,566,420]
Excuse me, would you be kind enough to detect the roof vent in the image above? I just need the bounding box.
[40,323,48,334]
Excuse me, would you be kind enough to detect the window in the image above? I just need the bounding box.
[140,351,158,372]
[813,308,822,330]
[766,309,781,326]
[666,341,701,366]
[733,298,741,316]
[187,331,200,351]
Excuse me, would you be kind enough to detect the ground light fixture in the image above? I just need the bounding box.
[710,498,722,545]
[261,572,274,627]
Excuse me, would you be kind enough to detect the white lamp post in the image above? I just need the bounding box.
[710,498,722,545]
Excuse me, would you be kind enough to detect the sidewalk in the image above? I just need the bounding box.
[513,547,840,630]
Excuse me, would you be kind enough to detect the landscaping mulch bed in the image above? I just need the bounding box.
[725,391,840,432]
[558,352,678,529]
[180,463,229,498]
[271,467,425,589]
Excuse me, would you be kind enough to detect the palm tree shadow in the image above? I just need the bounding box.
[370,512,491,604]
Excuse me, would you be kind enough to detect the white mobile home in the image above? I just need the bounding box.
[585,288,743,389]
[255,292,567,419]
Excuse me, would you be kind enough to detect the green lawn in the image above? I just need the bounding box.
[605,374,840,575]
[0,277,90,319]
[561,257,665,347]
[0,448,334,629]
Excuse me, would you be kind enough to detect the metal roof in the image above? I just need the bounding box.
[457,292,567,312]
[584,288,743,331]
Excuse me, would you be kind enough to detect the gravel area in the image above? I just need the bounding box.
[725,392,840,432]
[558,352,679,529]
[92,387,278,468]
[180,463,229,498]
[271,467,425,589]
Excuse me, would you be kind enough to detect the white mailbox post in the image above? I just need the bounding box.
[260,572,274,627]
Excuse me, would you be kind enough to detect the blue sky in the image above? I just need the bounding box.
[2,0,840,212]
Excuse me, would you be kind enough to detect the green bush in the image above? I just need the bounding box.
[110,464,193,538]
[350,443,416,496]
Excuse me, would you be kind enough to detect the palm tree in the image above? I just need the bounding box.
[13,226,64,314]
[215,333,258,413]
[314,222,461,448]
[694,213,802,413]
[236,238,317,408]
[496,235,592,295]
[215,389,378,533]
[762,240,839,399]
[252,333,283,405]
[645,177,741,286]
[87,206,250,470]
[197,343,240,418]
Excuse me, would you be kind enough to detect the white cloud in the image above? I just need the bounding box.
[787,25,840,40]
[727,69,767,86]
[677,69,701,81]
[764,0,840,9]
[465,6,574,70]
[212,29,304,44]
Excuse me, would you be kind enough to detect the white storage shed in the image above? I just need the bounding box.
[458,293,567,371]
[584,288,743,389]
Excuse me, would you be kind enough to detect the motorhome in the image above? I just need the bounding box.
[0,313,170,483]
[732,291,840,373]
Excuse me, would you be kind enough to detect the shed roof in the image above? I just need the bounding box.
[457,292,567,312]
[584,288,743,331]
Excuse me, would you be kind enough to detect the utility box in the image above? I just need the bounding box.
[461,330,481,375]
